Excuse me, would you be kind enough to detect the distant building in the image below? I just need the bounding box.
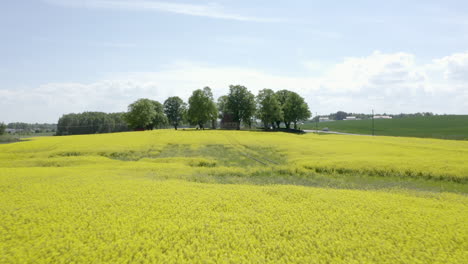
[374,115,392,119]
[220,113,238,129]
[5,128,24,133]
[319,117,331,122]
[344,116,357,120]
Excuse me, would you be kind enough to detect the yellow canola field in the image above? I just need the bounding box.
[2,130,468,182]
[0,130,467,263]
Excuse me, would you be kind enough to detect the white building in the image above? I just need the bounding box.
[374,115,392,119]
[319,117,331,122]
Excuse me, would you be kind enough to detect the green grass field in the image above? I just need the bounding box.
[302,115,468,140]
[0,134,19,144]
[0,130,467,263]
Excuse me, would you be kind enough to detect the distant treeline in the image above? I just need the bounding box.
[6,122,57,131]
[56,112,129,136]
[56,85,311,136]
[0,122,57,135]
[313,111,436,121]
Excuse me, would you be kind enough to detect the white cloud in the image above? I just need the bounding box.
[44,0,277,22]
[1,51,468,123]
[433,51,468,82]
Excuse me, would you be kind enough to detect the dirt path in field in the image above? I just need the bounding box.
[303,130,373,136]
[223,134,279,166]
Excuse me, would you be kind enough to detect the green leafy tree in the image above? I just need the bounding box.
[0,122,6,135]
[226,85,256,130]
[187,87,217,129]
[283,92,311,129]
[256,89,282,129]
[149,100,168,129]
[124,98,158,130]
[56,112,129,135]
[217,95,228,119]
[333,111,347,121]
[164,96,186,130]
[275,89,292,128]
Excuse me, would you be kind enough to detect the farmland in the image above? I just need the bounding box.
[302,115,468,140]
[0,130,467,263]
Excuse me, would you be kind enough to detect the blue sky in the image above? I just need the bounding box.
[1,0,468,123]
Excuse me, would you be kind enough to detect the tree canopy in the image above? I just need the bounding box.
[164,96,186,130]
[187,87,217,129]
[282,92,311,129]
[225,85,256,130]
[57,112,129,135]
[124,98,163,130]
[256,89,282,129]
[217,95,228,119]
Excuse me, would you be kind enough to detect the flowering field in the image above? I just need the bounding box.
[0,130,467,263]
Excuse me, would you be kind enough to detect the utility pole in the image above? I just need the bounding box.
[372,109,375,136]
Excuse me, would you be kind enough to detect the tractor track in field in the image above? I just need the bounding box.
[223,134,279,166]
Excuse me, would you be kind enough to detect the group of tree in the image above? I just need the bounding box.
[56,85,311,135]
[124,99,168,130]
[125,85,311,131]
[56,112,129,136]
[254,88,311,129]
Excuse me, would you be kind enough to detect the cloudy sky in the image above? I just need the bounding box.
[1,0,468,123]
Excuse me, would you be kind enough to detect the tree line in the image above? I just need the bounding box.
[124,85,311,131]
[312,111,437,121]
[0,122,57,135]
[56,85,311,135]
[56,112,129,135]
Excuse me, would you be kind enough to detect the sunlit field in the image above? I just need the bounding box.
[302,115,468,140]
[1,130,467,263]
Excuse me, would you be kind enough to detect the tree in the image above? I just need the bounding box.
[256,89,282,129]
[0,122,6,135]
[226,85,256,130]
[217,95,228,119]
[164,96,186,130]
[275,89,293,128]
[283,92,311,129]
[187,87,217,129]
[124,98,157,130]
[334,111,347,121]
[149,100,168,129]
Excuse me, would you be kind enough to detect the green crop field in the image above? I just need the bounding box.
[1,130,467,263]
[302,115,468,140]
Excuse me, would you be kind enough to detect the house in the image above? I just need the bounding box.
[5,128,23,133]
[319,117,331,122]
[344,116,357,120]
[374,115,392,119]
[220,113,238,129]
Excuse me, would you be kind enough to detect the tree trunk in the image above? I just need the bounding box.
[174,124,178,130]
[294,121,297,129]
[276,121,281,128]
[237,121,241,130]
[285,122,291,129]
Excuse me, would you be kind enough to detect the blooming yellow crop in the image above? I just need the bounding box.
[0,130,466,263]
